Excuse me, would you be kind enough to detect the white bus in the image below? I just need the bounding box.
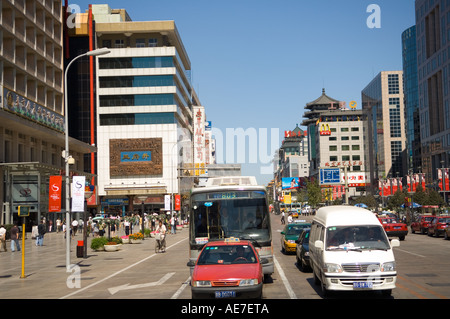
[187,176,274,276]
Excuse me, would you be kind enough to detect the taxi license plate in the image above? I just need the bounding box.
[353,282,373,289]
[215,291,236,298]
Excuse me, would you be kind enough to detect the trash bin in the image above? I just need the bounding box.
[76,241,84,258]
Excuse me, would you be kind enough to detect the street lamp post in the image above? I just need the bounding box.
[64,48,110,271]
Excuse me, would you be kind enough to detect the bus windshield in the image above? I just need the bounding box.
[190,190,271,245]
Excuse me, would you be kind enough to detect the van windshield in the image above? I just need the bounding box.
[326,225,390,251]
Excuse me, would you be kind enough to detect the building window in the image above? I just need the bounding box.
[114,39,125,48]
[136,38,146,47]
[341,136,349,140]
[149,38,158,47]
[342,145,350,151]
[329,136,337,141]
[100,93,175,107]
[99,56,174,69]
[342,155,350,161]
[352,155,361,161]
[388,74,399,94]
[102,40,112,48]
[341,127,349,132]
[352,145,360,151]
[100,112,176,125]
[329,156,338,161]
[351,136,360,140]
[329,145,337,151]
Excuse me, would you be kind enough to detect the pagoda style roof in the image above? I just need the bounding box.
[306,88,341,109]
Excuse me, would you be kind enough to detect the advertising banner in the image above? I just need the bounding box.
[48,176,62,212]
[164,194,171,211]
[175,194,181,211]
[71,176,85,212]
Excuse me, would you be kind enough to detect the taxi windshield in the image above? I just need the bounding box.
[325,225,390,251]
[197,244,257,265]
[285,224,310,235]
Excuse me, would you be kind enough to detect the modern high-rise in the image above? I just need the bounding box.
[90,5,199,213]
[415,0,450,182]
[402,25,421,173]
[0,0,94,226]
[362,71,407,193]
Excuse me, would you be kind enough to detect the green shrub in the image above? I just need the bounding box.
[90,237,108,250]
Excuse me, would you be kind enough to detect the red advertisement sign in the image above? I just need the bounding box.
[48,176,62,212]
[175,194,181,211]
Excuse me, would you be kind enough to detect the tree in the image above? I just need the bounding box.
[305,179,322,208]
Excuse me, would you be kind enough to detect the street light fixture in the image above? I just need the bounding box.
[64,48,110,271]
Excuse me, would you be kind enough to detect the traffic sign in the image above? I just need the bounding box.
[320,168,341,185]
[18,205,30,217]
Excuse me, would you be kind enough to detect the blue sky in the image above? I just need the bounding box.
[72,0,416,184]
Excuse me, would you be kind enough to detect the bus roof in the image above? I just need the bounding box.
[191,176,265,195]
[314,205,379,226]
[205,176,258,187]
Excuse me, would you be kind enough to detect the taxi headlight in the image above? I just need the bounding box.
[193,280,211,287]
[323,263,343,273]
[288,240,296,244]
[381,261,396,272]
[239,279,258,286]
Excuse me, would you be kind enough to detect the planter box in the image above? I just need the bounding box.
[121,237,130,244]
[130,239,143,244]
[104,244,121,252]
[176,225,183,230]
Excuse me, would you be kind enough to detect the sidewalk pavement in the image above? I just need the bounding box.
[0,225,188,299]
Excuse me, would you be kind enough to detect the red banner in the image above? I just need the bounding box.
[175,194,181,211]
[48,176,62,212]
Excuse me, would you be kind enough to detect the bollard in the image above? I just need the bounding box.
[76,241,83,258]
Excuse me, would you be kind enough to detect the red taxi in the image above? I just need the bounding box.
[378,217,408,241]
[427,216,450,237]
[411,215,434,234]
[187,239,266,299]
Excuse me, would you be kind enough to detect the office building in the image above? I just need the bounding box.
[402,25,421,172]
[362,71,407,193]
[415,0,450,183]
[0,0,94,226]
[90,5,199,214]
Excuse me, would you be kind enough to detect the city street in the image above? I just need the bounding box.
[0,212,449,301]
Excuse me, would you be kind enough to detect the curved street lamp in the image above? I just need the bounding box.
[64,48,110,271]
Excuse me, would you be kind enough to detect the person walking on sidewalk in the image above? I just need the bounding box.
[10,224,20,252]
[0,225,7,252]
[36,220,46,246]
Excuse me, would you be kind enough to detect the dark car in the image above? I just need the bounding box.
[427,216,450,238]
[295,228,311,272]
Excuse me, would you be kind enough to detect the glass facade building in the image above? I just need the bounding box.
[402,25,421,173]
[415,0,450,182]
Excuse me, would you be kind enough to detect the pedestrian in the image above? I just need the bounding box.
[36,220,46,246]
[10,224,21,252]
[281,210,285,224]
[48,220,53,232]
[124,219,130,236]
[56,218,61,233]
[111,221,116,237]
[71,219,78,237]
[0,225,7,252]
[170,214,176,234]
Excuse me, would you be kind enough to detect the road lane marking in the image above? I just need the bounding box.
[60,237,188,299]
[395,248,426,258]
[273,255,297,299]
[171,276,191,299]
[109,272,175,295]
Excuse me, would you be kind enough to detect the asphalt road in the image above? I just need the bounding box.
[1,212,449,302]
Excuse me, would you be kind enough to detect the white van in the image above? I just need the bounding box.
[309,205,399,296]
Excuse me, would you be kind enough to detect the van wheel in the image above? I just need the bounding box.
[321,281,329,297]
[313,269,320,285]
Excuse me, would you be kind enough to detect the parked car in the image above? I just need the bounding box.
[378,217,408,241]
[444,223,450,240]
[411,215,434,234]
[295,228,311,272]
[427,216,450,238]
[187,239,266,299]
